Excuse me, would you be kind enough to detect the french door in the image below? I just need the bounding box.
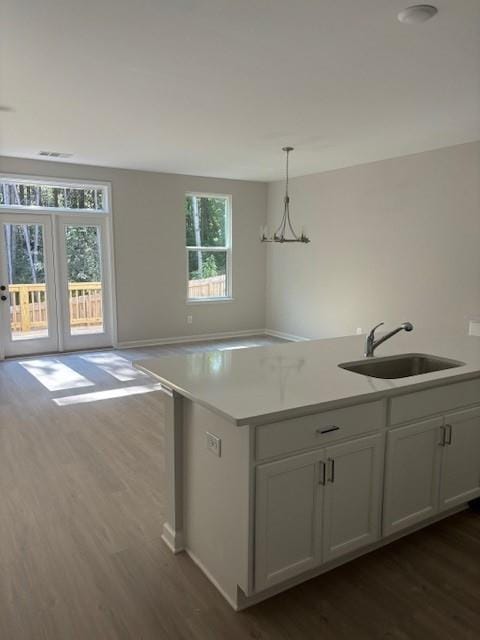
[0,214,58,357]
[0,212,114,358]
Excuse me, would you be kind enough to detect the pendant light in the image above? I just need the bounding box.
[261,147,310,243]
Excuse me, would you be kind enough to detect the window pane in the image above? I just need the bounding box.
[186,195,227,247]
[0,180,106,212]
[3,223,49,341]
[65,225,104,334]
[188,250,227,298]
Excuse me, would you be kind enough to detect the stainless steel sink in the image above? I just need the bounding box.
[339,353,465,379]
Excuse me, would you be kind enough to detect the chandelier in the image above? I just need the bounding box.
[261,146,310,243]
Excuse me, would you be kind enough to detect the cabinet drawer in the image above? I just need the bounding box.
[389,378,480,426]
[255,401,385,461]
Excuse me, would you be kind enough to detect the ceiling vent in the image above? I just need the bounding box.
[38,151,74,158]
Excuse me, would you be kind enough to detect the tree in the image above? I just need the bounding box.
[4,224,45,284]
[64,226,101,281]
[4,224,100,285]
[186,196,227,280]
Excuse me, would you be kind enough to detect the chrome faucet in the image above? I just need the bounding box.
[364,321,414,357]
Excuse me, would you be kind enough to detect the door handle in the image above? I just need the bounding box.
[0,285,6,291]
[0,295,7,301]
[327,458,335,483]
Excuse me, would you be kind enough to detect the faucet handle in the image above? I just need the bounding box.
[369,322,384,337]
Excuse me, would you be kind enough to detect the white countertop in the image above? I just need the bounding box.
[135,331,480,425]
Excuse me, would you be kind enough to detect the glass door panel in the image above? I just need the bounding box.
[64,225,104,336]
[0,215,58,357]
[6,223,49,341]
[58,217,112,351]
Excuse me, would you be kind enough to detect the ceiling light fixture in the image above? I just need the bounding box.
[397,4,438,24]
[261,147,310,244]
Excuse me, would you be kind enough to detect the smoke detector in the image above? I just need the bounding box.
[398,5,438,24]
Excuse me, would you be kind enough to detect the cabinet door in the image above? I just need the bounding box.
[383,417,443,536]
[440,407,480,509]
[322,433,384,562]
[255,450,324,591]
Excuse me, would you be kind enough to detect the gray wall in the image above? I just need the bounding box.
[0,156,267,344]
[266,141,480,338]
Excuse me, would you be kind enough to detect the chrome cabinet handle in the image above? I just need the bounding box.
[318,461,326,485]
[327,458,335,483]
[440,425,447,446]
[440,424,453,446]
[444,424,453,445]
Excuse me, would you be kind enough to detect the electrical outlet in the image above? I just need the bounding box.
[206,432,221,457]
[187,315,193,324]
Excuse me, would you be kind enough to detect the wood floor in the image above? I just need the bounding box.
[1,336,479,640]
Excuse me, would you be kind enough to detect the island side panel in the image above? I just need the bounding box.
[161,388,185,553]
[183,399,252,609]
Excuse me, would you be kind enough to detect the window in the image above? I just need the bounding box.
[0,176,107,212]
[186,193,231,300]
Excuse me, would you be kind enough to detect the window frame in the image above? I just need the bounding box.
[185,192,233,303]
[0,173,110,214]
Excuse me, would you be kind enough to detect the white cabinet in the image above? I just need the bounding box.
[383,417,443,536]
[254,386,480,598]
[255,434,383,591]
[323,433,384,562]
[255,450,324,591]
[384,407,480,536]
[439,407,480,509]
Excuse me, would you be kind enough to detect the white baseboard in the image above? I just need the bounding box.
[118,328,267,349]
[264,328,310,342]
[161,523,185,554]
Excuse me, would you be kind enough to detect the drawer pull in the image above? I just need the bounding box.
[316,425,340,435]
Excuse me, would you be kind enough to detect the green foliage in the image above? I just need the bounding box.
[65,226,101,282]
[188,250,226,281]
[0,182,104,211]
[186,195,228,280]
[4,225,45,284]
[4,224,101,285]
[185,196,226,247]
[200,254,218,278]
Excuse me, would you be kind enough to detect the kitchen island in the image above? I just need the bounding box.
[136,331,480,610]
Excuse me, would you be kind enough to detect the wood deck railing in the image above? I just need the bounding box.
[9,282,103,333]
[9,275,226,335]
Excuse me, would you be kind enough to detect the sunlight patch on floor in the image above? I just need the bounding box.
[53,383,163,406]
[80,352,148,382]
[19,359,95,391]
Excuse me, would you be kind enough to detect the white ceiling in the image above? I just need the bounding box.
[1,0,479,181]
